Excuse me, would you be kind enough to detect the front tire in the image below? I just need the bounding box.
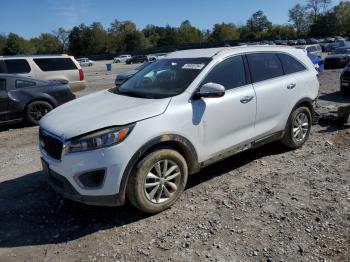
[281,106,312,149]
[127,149,188,214]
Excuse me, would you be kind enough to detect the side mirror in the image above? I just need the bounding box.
[194,83,225,99]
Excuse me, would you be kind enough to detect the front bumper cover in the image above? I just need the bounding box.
[44,159,125,207]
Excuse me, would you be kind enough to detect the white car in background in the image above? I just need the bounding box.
[296,44,322,57]
[77,58,94,67]
[113,55,131,63]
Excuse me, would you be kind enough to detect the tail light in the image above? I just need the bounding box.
[79,69,84,81]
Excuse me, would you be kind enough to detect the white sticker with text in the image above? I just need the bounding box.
[182,63,205,70]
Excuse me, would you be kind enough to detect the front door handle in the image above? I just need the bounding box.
[287,83,296,89]
[240,95,254,104]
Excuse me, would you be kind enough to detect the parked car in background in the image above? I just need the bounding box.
[296,44,322,57]
[76,58,94,67]
[324,46,350,69]
[125,55,148,64]
[0,55,86,92]
[113,55,131,63]
[306,38,319,44]
[39,46,319,213]
[288,40,298,45]
[340,65,350,93]
[148,53,167,61]
[115,61,153,86]
[0,74,75,125]
[297,39,307,45]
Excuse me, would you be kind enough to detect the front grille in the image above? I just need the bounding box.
[39,129,63,160]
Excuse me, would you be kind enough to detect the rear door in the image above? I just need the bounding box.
[247,52,300,138]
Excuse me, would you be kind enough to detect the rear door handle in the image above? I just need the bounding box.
[287,83,296,89]
[240,95,254,104]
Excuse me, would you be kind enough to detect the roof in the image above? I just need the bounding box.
[166,45,298,59]
[0,54,69,59]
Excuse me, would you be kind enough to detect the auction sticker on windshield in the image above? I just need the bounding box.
[182,63,205,70]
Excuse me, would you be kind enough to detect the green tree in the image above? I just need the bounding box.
[52,27,70,53]
[307,0,332,21]
[68,25,85,56]
[289,4,309,36]
[0,34,6,55]
[209,23,240,42]
[3,33,35,55]
[246,10,272,38]
[31,33,62,54]
[177,20,203,44]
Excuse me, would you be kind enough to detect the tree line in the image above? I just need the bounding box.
[0,0,349,57]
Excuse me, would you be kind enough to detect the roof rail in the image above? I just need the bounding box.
[0,54,69,58]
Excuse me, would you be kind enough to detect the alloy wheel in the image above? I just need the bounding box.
[292,112,309,142]
[144,159,181,204]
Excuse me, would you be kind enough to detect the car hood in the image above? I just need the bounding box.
[326,54,348,59]
[40,90,171,140]
[116,70,138,80]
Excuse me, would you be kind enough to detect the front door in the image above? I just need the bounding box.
[194,55,256,160]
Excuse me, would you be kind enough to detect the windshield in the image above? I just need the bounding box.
[333,48,350,54]
[136,61,153,71]
[117,58,211,99]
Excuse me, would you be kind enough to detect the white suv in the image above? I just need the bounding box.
[0,55,86,92]
[113,55,131,63]
[39,46,319,213]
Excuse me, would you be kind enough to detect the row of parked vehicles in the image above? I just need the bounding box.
[0,54,84,125]
[113,53,167,64]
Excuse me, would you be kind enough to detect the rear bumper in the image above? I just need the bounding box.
[46,161,124,207]
[69,81,86,92]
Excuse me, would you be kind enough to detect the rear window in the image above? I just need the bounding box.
[247,53,284,83]
[0,79,6,91]
[34,58,77,71]
[4,59,31,74]
[15,79,36,88]
[277,53,306,75]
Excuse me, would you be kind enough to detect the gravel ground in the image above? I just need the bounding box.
[0,61,349,262]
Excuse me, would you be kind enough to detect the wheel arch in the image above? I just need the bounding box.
[118,134,200,204]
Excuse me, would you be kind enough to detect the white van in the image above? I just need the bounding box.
[0,55,86,92]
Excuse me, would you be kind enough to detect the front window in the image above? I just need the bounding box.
[117,58,211,99]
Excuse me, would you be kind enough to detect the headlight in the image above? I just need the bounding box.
[65,125,134,154]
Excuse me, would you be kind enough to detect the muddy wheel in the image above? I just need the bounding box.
[127,149,188,214]
[281,106,312,149]
[25,101,53,125]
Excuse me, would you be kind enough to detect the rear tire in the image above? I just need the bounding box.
[25,101,53,125]
[281,106,312,149]
[127,149,188,214]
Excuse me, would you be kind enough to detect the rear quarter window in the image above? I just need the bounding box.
[15,79,37,88]
[247,53,284,83]
[34,58,77,71]
[277,53,306,75]
[4,59,31,74]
